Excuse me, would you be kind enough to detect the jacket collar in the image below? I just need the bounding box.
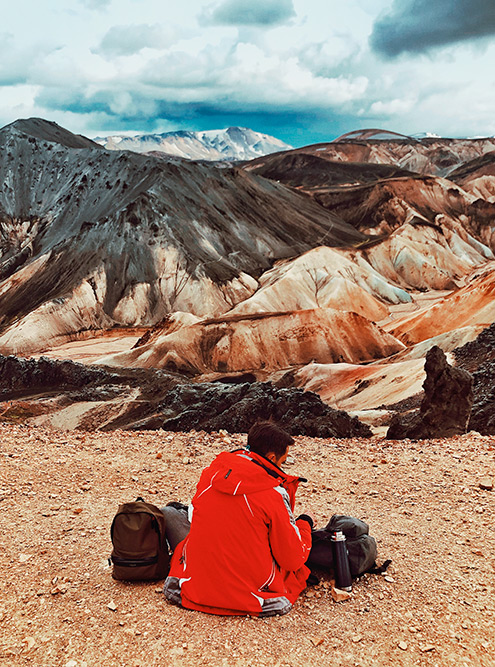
[234,449,307,484]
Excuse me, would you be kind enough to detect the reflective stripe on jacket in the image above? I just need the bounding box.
[166,449,311,616]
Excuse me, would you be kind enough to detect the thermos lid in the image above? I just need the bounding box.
[331,530,346,542]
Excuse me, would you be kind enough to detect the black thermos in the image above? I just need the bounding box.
[331,530,352,592]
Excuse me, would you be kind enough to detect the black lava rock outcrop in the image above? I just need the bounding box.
[453,321,495,373]
[452,322,495,435]
[465,361,495,435]
[144,381,371,438]
[0,354,113,398]
[386,346,473,439]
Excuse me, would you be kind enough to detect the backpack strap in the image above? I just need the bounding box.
[366,559,392,575]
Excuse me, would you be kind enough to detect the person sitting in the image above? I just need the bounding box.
[163,421,313,617]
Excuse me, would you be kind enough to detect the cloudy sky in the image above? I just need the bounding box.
[2,0,494,145]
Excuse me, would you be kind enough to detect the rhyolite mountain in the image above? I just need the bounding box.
[2,119,495,437]
[247,129,495,177]
[0,118,364,353]
[94,126,292,162]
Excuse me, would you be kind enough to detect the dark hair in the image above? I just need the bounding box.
[247,421,293,459]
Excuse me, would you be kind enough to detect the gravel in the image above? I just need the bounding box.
[1,424,494,667]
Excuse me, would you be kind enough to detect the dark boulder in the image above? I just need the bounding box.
[387,346,473,439]
[145,381,371,438]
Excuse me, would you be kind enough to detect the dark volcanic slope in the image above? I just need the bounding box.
[243,136,495,238]
[3,118,102,150]
[246,136,495,178]
[311,176,491,233]
[448,150,495,203]
[448,151,495,183]
[0,119,365,334]
[248,152,414,190]
[245,145,495,239]
[248,161,494,238]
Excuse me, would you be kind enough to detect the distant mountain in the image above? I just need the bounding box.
[0,117,360,353]
[94,127,292,161]
[2,117,101,150]
[4,120,495,436]
[249,131,495,177]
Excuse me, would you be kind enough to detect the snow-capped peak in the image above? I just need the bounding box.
[94,127,292,161]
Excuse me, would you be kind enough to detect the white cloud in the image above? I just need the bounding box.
[93,24,178,58]
[79,0,111,9]
[369,97,416,116]
[200,0,296,27]
[1,0,494,143]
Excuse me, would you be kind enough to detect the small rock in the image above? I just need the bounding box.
[155,587,163,594]
[73,508,83,515]
[352,634,363,643]
[19,554,31,563]
[384,576,395,583]
[50,585,66,595]
[182,457,190,464]
[398,641,408,651]
[107,601,117,611]
[420,644,436,652]
[156,452,162,459]
[24,636,36,650]
[479,477,493,491]
[65,661,78,667]
[311,637,324,647]
[331,586,352,603]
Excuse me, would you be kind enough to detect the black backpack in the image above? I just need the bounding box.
[307,514,383,577]
[110,498,170,581]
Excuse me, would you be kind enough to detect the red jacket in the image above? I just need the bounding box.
[166,449,311,616]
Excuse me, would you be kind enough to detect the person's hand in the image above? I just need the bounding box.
[296,514,314,528]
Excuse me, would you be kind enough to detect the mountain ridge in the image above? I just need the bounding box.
[0,118,363,353]
[94,126,292,161]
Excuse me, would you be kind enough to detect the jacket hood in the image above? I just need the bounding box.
[207,450,303,498]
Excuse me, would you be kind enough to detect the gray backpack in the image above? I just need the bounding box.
[307,514,379,577]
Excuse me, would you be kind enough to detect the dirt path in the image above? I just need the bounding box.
[1,424,494,667]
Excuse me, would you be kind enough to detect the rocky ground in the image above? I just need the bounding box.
[1,423,494,667]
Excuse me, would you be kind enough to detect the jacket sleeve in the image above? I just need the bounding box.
[267,486,312,572]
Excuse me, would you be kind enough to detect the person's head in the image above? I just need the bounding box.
[247,421,294,468]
